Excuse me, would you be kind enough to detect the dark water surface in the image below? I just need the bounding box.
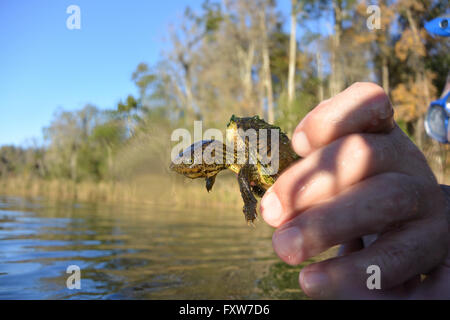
[0,196,310,299]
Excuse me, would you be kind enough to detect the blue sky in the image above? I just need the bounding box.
[0,0,297,146]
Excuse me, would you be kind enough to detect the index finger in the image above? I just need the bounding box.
[292,82,395,157]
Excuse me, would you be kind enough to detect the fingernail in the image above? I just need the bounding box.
[272,226,303,264]
[260,188,283,225]
[292,131,311,156]
[300,270,329,297]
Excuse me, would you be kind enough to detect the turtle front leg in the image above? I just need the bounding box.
[205,174,217,192]
[237,164,258,224]
[251,185,266,198]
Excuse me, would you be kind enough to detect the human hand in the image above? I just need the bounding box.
[260,82,449,299]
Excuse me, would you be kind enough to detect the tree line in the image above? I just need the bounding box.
[1,0,448,183]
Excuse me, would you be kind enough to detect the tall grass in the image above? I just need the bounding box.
[0,140,448,207]
[0,172,243,209]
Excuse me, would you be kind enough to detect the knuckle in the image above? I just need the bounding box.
[345,134,376,162]
[372,243,409,284]
[379,173,447,225]
[379,96,394,118]
[351,133,398,167]
[351,82,393,119]
[374,96,394,124]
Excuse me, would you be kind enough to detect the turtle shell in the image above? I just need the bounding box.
[225,115,299,186]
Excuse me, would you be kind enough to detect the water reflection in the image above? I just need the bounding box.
[0,196,323,299]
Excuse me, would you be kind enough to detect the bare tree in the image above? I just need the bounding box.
[329,0,344,97]
[259,1,275,123]
[287,0,298,106]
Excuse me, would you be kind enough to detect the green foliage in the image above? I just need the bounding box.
[276,83,319,134]
[202,0,223,35]
[0,145,45,178]
[118,95,138,113]
[40,105,127,182]
[269,26,290,91]
[2,0,449,185]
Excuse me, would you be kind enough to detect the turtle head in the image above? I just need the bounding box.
[170,140,226,179]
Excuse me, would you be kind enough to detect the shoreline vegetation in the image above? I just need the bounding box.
[1,1,448,210]
[0,174,244,209]
[1,165,448,207]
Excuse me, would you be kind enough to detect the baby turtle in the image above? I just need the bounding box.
[170,115,300,225]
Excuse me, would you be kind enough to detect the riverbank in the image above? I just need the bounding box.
[1,165,448,209]
[0,173,242,209]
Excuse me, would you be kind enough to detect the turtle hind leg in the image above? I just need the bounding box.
[237,164,258,224]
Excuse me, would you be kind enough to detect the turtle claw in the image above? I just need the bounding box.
[247,220,256,228]
[243,205,257,227]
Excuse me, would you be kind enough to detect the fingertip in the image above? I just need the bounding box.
[260,188,284,227]
[292,131,311,157]
[299,268,330,299]
[272,226,304,265]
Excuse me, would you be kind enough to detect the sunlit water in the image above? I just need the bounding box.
[0,196,313,299]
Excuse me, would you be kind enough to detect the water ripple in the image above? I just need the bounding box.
[0,196,308,299]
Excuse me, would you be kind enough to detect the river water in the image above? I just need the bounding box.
[0,195,316,299]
